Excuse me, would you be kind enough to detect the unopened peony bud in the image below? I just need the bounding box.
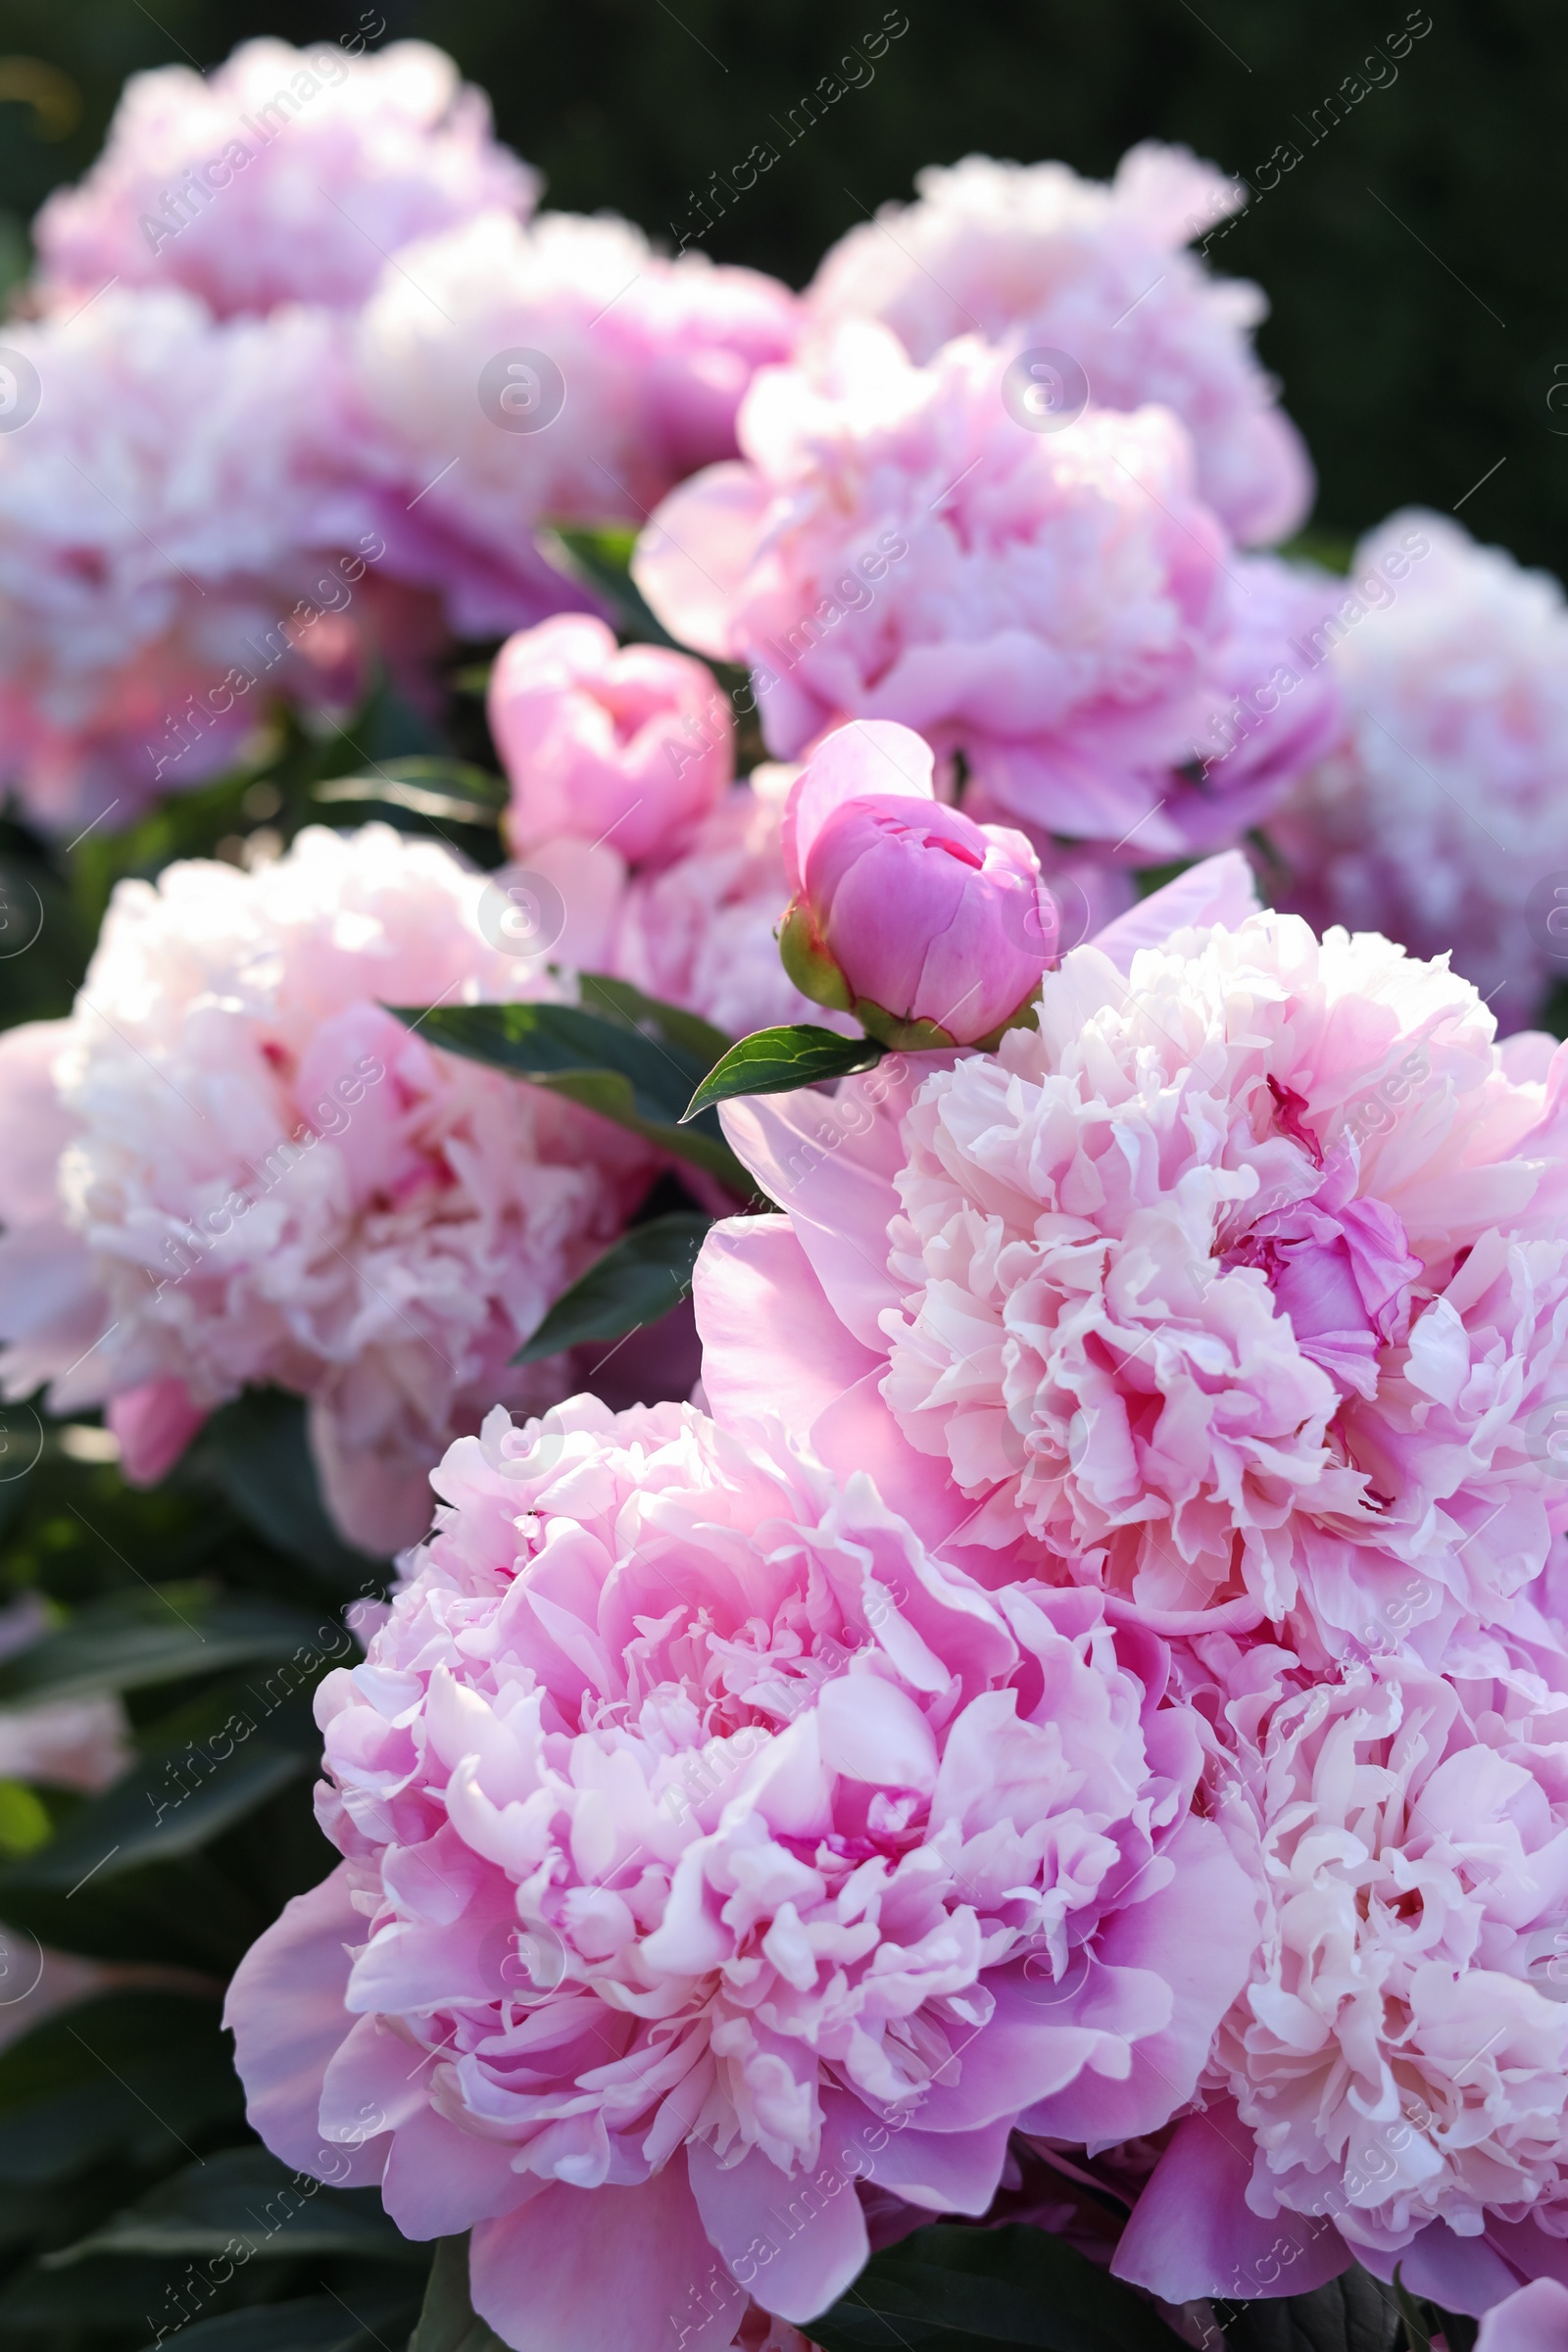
[779,720,1055,1048]
[489,613,732,864]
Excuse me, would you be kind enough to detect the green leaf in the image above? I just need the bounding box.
[1218,2266,1402,2350]
[576,971,734,1069]
[538,524,682,647]
[137,2293,424,2352]
[0,1585,326,1710]
[808,2224,1187,2352]
[3,1724,312,1890]
[314,756,508,827]
[408,2235,511,2352]
[514,1211,713,1362]
[191,1390,389,1580]
[0,1991,241,2184]
[391,1000,750,1192]
[50,2145,420,2265]
[684,1022,883,1120]
[0,1779,52,1856]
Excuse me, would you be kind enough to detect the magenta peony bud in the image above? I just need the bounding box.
[779,720,1056,1048]
[489,613,732,865]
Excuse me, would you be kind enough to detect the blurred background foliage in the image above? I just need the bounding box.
[0,0,1558,573]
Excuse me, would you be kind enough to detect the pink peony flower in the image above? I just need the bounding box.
[1113,1641,1568,2319]
[778,721,1054,1047]
[1477,2279,1568,2347]
[32,39,536,318]
[490,614,732,863]
[0,1594,129,1792]
[1272,511,1568,1034]
[805,144,1312,547]
[0,288,380,835]
[608,764,851,1039]
[224,1392,1256,2346]
[697,856,1568,1666]
[0,826,651,1554]
[632,327,1336,859]
[342,211,800,640]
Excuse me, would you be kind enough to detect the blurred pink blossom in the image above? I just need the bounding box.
[806,144,1311,546]
[225,1391,1254,2347]
[1272,510,1568,1032]
[33,39,536,318]
[0,826,652,1554]
[489,613,732,863]
[0,289,378,835]
[342,210,800,639]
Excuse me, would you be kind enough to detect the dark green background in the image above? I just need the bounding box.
[0,0,1555,564]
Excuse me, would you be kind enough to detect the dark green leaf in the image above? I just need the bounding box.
[314,756,508,827]
[575,972,733,1070]
[1218,2265,1401,2350]
[684,1023,883,1119]
[138,2292,424,2352]
[3,1725,312,1890]
[0,1585,325,1709]
[191,1391,388,1580]
[391,1001,750,1191]
[0,1991,240,2184]
[51,2145,419,2264]
[538,523,682,647]
[408,2235,512,2352]
[808,2224,1187,2352]
[514,1211,712,1362]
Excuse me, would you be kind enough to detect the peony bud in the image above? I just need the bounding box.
[779,720,1055,1048]
[488,613,732,865]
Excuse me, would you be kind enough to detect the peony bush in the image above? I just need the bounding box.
[0,33,1553,2352]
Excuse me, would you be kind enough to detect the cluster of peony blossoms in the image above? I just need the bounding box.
[10,44,1568,2352]
[215,716,1568,2347]
[0,38,800,832]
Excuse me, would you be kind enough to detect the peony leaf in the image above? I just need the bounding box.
[513,1211,712,1363]
[808,2223,1187,2350]
[191,1390,389,1581]
[1215,2266,1403,2349]
[0,1991,241,2186]
[0,1586,326,1710]
[392,998,750,1193]
[128,2295,423,2352]
[48,2146,420,2265]
[407,2234,510,2352]
[684,1022,883,1120]
[314,757,508,826]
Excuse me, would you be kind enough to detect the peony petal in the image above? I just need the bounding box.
[470,2167,743,2352]
[687,2137,870,2327]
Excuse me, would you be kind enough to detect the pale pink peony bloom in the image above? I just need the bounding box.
[0,288,380,835]
[32,39,536,318]
[0,1594,129,1792]
[490,613,732,863]
[0,826,651,1554]
[778,721,1054,1047]
[806,144,1312,547]
[608,764,850,1039]
[633,327,1337,858]
[1273,511,1568,1034]
[698,856,1568,1666]
[343,210,800,640]
[1477,2279,1568,2347]
[1114,1642,1568,2318]
[224,1393,1255,2347]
